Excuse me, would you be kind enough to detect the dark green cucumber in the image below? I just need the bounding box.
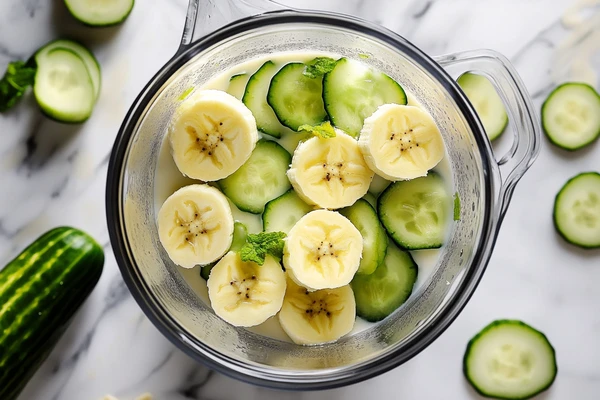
[0,227,104,400]
[64,0,134,27]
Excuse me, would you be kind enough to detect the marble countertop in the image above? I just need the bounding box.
[1,0,599,399]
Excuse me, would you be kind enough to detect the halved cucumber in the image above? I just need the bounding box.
[226,73,249,100]
[36,39,101,100]
[33,48,95,123]
[220,140,292,214]
[242,61,295,138]
[340,199,387,275]
[553,172,600,248]
[267,62,327,131]
[457,72,508,141]
[64,0,134,27]
[323,57,407,137]
[464,320,557,400]
[542,83,600,150]
[378,173,450,250]
[263,190,313,234]
[351,240,417,322]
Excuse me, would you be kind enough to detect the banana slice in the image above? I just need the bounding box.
[284,209,362,291]
[287,131,374,209]
[169,89,259,181]
[158,184,234,268]
[359,104,445,180]
[207,252,286,327]
[279,276,356,345]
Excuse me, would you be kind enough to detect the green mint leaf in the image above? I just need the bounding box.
[303,57,337,79]
[298,121,336,139]
[453,191,461,221]
[358,53,370,59]
[239,231,286,266]
[0,60,36,112]
[178,87,193,101]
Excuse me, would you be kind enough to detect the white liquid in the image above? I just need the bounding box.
[154,52,454,342]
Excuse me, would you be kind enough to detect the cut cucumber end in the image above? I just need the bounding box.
[542,83,600,151]
[64,0,135,26]
[226,73,250,100]
[263,190,313,234]
[464,320,557,400]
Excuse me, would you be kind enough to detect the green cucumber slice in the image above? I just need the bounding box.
[553,172,600,248]
[33,48,95,123]
[378,173,451,250]
[323,57,407,137]
[220,140,292,214]
[64,0,134,27]
[263,190,313,234]
[351,240,417,322]
[267,62,327,131]
[226,73,249,100]
[340,199,387,275]
[464,320,557,400]
[199,222,248,280]
[457,72,508,141]
[242,61,295,138]
[542,83,600,150]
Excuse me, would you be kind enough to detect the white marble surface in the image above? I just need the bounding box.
[1,0,599,399]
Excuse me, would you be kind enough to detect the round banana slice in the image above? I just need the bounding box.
[287,131,374,209]
[169,89,259,181]
[359,104,445,180]
[279,276,356,345]
[207,252,286,327]
[284,210,362,291]
[158,184,234,268]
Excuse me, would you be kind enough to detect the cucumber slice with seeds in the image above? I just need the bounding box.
[542,83,600,150]
[323,58,407,137]
[220,140,292,214]
[553,172,600,248]
[263,190,313,234]
[464,320,557,400]
[226,73,249,100]
[458,72,508,141]
[64,0,134,27]
[267,62,327,131]
[33,47,95,123]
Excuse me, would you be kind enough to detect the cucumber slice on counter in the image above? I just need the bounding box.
[378,173,450,250]
[542,83,600,150]
[33,47,95,123]
[464,320,557,400]
[457,72,508,141]
[267,62,328,131]
[64,0,134,27]
[553,172,600,248]
[226,73,250,100]
[263,190,313,234]
[340,199,387,275]
[351,241,417,322]
[323,57,407,137]
[220,140,292,214]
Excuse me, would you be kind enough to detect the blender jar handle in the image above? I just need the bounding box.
[434,49,541,221]
[180,0,288,49]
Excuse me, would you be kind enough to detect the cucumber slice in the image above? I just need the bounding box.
[378,173,450,250]
[323,58,407,137]
[267,62,327,131]
[64,0,134,27]
[200,264,213,280]
[457,72,508,141]
[351,240,417,322]
[220,140,292,214]
[340,199,387,275]
[242,61,295,138]
[199,222,247,280]
[36,39,101,100]
[553,172,600,248]
[263,190,313,234]
[33,48,95,123]
[226,73,249,100]
[464,320,557,400]
[542,83,600,150]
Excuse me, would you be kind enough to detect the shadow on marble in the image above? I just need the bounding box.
[544,134,600,160]
[461,376,552,400]
[553,230,600,258]
[50,0,124,44]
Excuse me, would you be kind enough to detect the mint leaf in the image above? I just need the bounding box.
[239,231,286,266]
[298,121,336,139]
[0,61,36,112]
[453,192,461,221]
[303,57,337,79]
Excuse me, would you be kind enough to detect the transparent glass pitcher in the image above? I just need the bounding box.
[106,0,541,390]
